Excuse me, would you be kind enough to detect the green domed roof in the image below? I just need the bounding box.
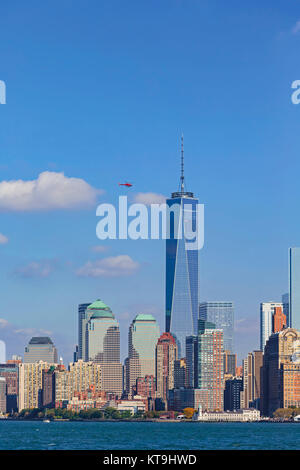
[87,299,115,319]
[87,299,111,311]
[135,313,156,322]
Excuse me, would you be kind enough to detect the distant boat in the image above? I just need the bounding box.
[43,419,50,423]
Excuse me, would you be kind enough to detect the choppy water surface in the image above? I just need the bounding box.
[0,421,299,450]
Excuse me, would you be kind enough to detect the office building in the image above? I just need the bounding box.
[260,302,283,351]
[186,335,198,388]
[224,377,243,411]
[289,247,300,331]
[223,350,237,376]
[174,358,187,389]
[86,300,120,363]
[125,314,160,396]
[168,388,210,412]
[282,293,290,328]
[197,320,224,411]
[78,302,92,360]
[155,332,178,400]
[240,350,263,409]
[166,137,199,357]
[199,302,234,353]
[24,337,58,364]
[262,328,300,416]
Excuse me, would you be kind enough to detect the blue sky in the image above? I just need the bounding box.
[0,0,300,363]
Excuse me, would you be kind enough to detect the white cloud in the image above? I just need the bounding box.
[133,192,166,206]
[14,260,57,278]
[76,255,139,278]
[0,233,8,244]
[292,20,300,34]
[0,171,102,211]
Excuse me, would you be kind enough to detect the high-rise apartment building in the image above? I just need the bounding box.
[125,314,160,397]
[260,302,283,351]
[262,328,300,416]
[24,337,58,364]
[166,138,199,357]
[199,302,234,353]
[197,320,224,411]
[19,361,56,411]
[155,332,178,400]
[289,247,300,331]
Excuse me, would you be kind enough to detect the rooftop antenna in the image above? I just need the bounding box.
[180,134,185,193]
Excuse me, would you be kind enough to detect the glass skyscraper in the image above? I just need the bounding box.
[289,247,300,331]
[199,302,234,353]
[165,138,199,357]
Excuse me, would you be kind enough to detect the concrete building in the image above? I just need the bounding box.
[168,388,210,412]
[24,337,58,364]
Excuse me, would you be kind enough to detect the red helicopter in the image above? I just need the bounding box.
[118,182,133,187]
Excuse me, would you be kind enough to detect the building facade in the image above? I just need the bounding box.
[78,303,92,360]
[155,332,178,400]
[262,328,300,416]
[199,302,234,353]
[24,337,58,364]
[260,302,283,351]
[197,320,224,411]
[224,377,243,411]
[125,314,160,397]
[165,138,199,357]
[289,247,300,331]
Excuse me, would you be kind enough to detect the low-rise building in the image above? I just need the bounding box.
[193,404,260,422]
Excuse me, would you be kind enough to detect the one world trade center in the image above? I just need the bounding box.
[165,137,200,357]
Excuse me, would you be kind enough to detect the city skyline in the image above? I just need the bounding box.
[1,1,300,366]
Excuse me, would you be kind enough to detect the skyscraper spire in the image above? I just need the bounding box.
[180,134,185,193]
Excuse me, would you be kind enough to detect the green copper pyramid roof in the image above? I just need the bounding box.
[87,299,111,311]
[135,313,156,322]
[87,299,114,320]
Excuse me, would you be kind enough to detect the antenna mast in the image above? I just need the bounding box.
[180,134,184,193]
